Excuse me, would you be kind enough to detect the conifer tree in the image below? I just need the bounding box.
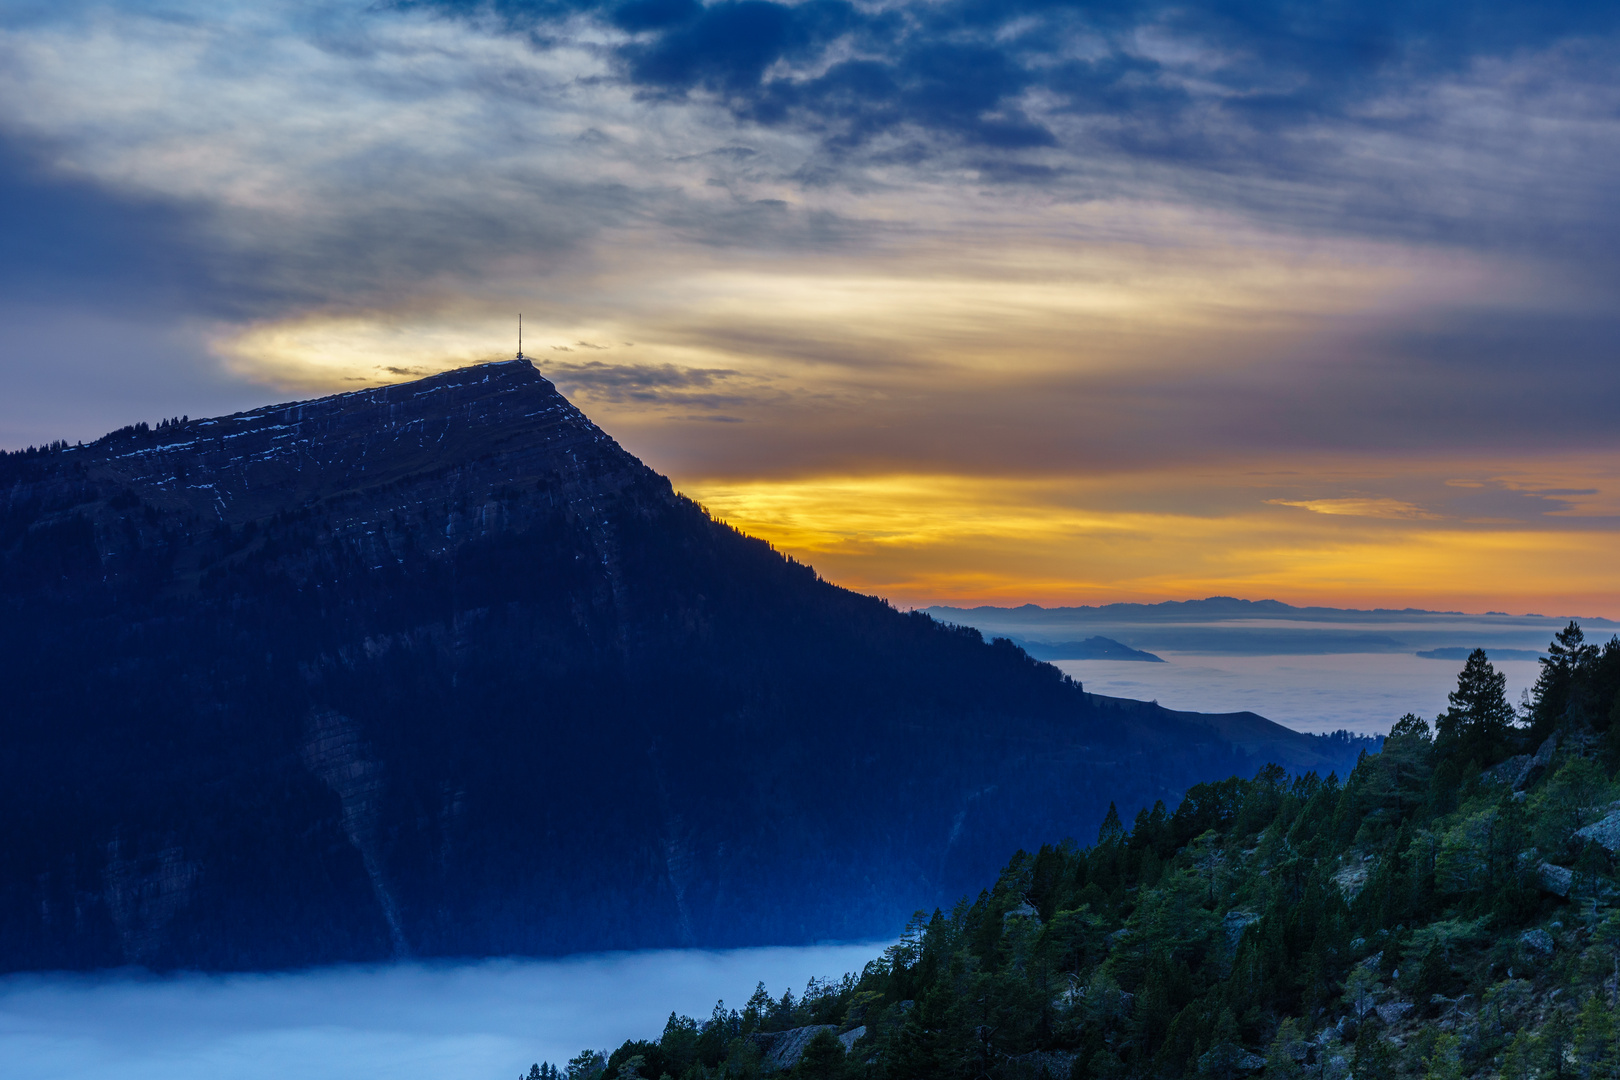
[1263,1018,1306,1080]
[1352,1023,1396,1080]
[1503,1031,1539,1080]
[1573,993,1617,1080]
[1098,803,1124,846]
[1544,1010,1577,1080]
[1437,649,1515,766]
[795,1030,847,1080]
[1533,623,1601,739]
[1421,1032,1464,1080]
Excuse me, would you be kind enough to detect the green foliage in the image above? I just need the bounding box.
[1503,1028,1539,1080]
[1533,623,1603,741]
[1436,649,1516,767]
[1421,1032,1464,1080]
[1352,1022,1396,1080]
[1263,1017,1307,1080]
[1574,992,1619,1079]
[568,1050,608,1080]
[792,1031,848,1080]
[1533,759,1618,855]
[558,632,1620,1080]
[1097,804,1124,847]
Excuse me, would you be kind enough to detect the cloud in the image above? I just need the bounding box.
[3,0,1620,612]
[0,945,885,1080]
[398,0,1620,256]
[1267,498,1439,520]
[681,467,1620,613]
[0,130,227,312]
[8,0,1620,339]
[548,358,756,407]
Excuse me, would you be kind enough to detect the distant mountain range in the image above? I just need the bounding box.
[927,599,1616,658]
[0,361,1370,972]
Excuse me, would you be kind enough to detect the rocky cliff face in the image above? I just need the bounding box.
[0,360,1364,971]
[12,359,657,607]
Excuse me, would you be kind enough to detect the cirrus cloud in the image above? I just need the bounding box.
[2,0,1619,611]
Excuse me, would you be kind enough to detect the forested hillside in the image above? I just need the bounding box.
[550,623,1620,1080]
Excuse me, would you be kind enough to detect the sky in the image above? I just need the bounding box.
[4,0,1620,614]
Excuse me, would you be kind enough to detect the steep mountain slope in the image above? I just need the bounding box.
[555,682,1620,1080]
[0,360,1365,971]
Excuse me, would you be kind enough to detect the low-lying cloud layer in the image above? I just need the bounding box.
[0,945,884,1080]
[2,0,1617,610]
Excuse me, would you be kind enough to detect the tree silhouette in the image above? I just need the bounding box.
[1436,649,1515,767]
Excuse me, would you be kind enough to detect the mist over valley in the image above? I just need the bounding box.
[0,945,882,1080]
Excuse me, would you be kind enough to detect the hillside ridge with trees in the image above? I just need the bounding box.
[545,623,1620,1080]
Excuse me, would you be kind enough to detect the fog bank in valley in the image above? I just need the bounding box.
[1054,652,1544,737]
[0,944,886,1080]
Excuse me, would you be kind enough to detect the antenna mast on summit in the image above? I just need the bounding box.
[517,314,525,361]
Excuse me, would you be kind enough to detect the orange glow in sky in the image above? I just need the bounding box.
[4,4,1617,618]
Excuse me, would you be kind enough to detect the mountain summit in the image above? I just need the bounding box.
[0,360,1363,971]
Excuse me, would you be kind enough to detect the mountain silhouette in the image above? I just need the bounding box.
[0,359,1367,971]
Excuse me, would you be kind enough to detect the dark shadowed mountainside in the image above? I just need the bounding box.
[1015,637,1164,662]
[0,360,1367,972]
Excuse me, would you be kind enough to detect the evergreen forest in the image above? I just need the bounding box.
[533,622,1620,1080]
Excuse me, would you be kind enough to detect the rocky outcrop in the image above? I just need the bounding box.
[1536,862,1574,898]
[1576,810,1620,854]
[1224,911,1261,946]
[1484,734,1560,791]
[301,709,408,958]
[748,1025,869,1071]
[1376,1001,1413,1025]
[751,1026,839,1071]
[1331,857,1371,900]
[1004,899,1040,924]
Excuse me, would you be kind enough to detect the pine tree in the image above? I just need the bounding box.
[1503,1030,1538,1080]
[1193,1008,1247,1080]
[1421,1032,1464,1080]
[1352,1024,1396,1080]
[1437,649,1515,766]
[1263,1018,1306,1080]
[796,1030,848,1080]
[567,1050,607,1080]
[1098,803,1124,846]
[1545,1010,1576,1080]
[1533,623,1600,739]
[1573,992,1617,1080]
[1594,912,1620,1007]
[742,982,773,1033]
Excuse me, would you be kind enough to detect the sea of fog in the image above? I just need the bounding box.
[0,944,887,1080]
[1053,652,1545,736]
[929,603,1605,737]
